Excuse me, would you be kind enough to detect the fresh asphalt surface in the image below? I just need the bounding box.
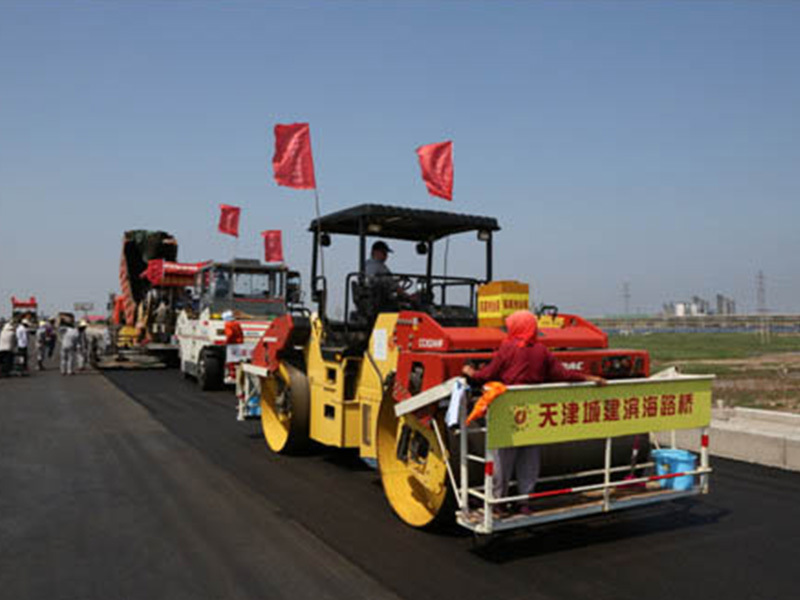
[2,363,799,600]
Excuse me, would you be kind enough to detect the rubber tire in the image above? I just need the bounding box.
[260,364,310,454]
[198,350,223,391]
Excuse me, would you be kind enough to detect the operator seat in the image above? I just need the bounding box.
[351,277,399,327]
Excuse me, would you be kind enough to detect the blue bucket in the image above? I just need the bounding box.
[652,449,697,491]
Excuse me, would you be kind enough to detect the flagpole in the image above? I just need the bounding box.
[313,187,324,277]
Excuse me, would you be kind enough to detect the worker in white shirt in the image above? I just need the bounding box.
[35,321,48,370]
[15,320,29,373]
[60,323,81,376]
[0,320,16,376]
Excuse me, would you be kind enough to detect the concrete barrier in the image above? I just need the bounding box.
[655,407,800,472]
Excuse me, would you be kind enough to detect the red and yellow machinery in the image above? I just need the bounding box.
[244,204,652,528]
[11,296,38,324]
[113,230,207,364]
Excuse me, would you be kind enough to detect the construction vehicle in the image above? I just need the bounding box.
[238,204,716,533]
[11,296,38,328]
[112,230,206,366]
[176,258,301,391]
[116,230,178,348]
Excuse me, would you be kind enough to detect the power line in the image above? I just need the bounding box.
[756,270,767,314]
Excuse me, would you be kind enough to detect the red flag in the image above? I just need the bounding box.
[218,204,241,237]
[272,123,316,189]
[261,230,284,263]
[416,140,453,201]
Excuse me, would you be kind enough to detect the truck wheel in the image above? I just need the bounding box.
[198,350,222,391]
[376,396,454,529]
[260,364,310,454]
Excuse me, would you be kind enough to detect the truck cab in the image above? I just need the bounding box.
[176,258,300,390]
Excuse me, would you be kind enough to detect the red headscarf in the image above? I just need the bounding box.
[505,310,539,347]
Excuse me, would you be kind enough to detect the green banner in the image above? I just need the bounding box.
[487,377,713,449]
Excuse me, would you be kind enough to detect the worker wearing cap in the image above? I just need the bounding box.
[76,320,89,370]
[462,310,606,516]
[364,240,393,279]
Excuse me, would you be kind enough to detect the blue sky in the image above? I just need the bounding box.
[1,1,798,317]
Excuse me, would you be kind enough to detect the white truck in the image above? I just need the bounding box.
[176,258,300,390]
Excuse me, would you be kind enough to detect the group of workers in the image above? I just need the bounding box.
[0,316,94,377]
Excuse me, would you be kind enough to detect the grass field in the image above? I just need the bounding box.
[608,332,800,412]
[608,332,800,363]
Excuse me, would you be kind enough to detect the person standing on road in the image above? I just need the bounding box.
[46,318,57,358]
[462,310,607,516]
[35,321,48,370]
[76,320,89,370]
[15,319,29,373]
[60,323,81,376]
[0,319,16,376]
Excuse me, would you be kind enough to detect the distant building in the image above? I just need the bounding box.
[716,294,736,315]
[663,293,736,317]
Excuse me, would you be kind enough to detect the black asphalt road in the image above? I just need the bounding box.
[3,367,799,600]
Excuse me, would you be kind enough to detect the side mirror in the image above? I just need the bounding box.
[416,242,428,255]
[320,233,332,247]
[286,272,302,304]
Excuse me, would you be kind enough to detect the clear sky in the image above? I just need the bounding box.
[1,1,798,318]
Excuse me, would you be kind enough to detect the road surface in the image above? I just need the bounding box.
[2,366,798,600]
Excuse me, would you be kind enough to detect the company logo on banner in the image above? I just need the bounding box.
[487,378,713,449]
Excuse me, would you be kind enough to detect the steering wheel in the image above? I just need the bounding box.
[396,276,415,292]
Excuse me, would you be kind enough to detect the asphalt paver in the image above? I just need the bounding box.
[3,366,800,600]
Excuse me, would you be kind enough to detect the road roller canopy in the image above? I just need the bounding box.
[309,204,500,242]
[309,205,500,319]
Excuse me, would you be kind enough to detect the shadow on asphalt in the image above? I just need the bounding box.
[471,497,730,563]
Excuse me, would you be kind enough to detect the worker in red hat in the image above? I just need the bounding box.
[463,310,606,516]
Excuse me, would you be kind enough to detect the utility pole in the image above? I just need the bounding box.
[622,281,630,316]
[756,270,770,343]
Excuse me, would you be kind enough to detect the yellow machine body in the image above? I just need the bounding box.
[116,325,138,348]
[303,313,400,458]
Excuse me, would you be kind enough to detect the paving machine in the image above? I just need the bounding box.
[116,230,179,348]
[243,204,665,528]
[109,230,210,368]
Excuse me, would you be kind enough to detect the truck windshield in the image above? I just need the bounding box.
[233,271,283,298]
[203,268,286,318]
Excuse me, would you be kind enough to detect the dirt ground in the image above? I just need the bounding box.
[676,353,800,413]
